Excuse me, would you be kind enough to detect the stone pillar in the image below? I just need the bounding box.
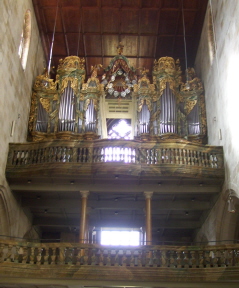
[79,191,89,243]
[144,191,153,245]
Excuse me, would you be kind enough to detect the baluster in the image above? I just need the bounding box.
[190,250,196,268]
[65,147,70,162]
[169,250,178,267]
[29,247,35,264]
[161,148,165,163]
[156,148,161,164]
[161,250,167,267]
[175,251,181,268]
[17,246,24,263]
[192,150,195,165]
[178,148,182,164]
[45,246,50,264]
[50,247,56,265]
[133,250,139,266]
[197,151,201,166]
[175,148,178,164]
[135,148,140,164]
[114,249,119,266]
[187,150,191,165]
[83,248,88,265]
[234,249,239,266]
[227,249,234,266]
[42,147,47,163]
[98,249,104,266]
[36,247,43,264]
[9,245,17,262]
[32,150,37,164]
[205,153,209,167]
[105,249,111,266]
[147,249,153,266]
[70,147,74,162]
[154,249,161,267]
[1,245,9,262]
[182,149,186,164]
[110,249,116,266]
[58,247,65,264]
[205,250,211,267]
[90,248,96,266]
[198,250,204,268]
[137,249,142,267]
[214,154,218,168]
[75,248,81,265]
[121,249,126,266]
[87,146,93,163]
[12,150,17,165]
[183,250,189,268]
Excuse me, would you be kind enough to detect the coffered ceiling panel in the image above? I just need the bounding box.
[102,9,120,33]
[139,9,159,34]
[33,0,208,80]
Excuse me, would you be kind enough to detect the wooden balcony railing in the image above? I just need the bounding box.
[1,240,239,268]
[6,139,224,179]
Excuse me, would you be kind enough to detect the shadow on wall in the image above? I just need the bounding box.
[0,187,10,237]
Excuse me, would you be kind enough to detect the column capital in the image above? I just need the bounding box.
[80,190,89,198]
[144,191,153,199]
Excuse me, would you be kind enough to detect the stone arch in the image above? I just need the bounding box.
[18,9,32,69]
[0,187,10,237]
[219,189,239,243]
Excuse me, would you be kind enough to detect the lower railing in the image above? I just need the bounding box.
[1,240,239,268]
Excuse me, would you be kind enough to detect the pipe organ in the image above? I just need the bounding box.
[28,53,207,143]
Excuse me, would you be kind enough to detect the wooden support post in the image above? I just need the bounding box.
[79,191,89,243]
[144,191,153,245]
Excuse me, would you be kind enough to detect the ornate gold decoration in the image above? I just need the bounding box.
[60,77,79,95]
[57,56,85,72]
[153,57,182,101]
[184,100,197,115]
[28,92,37,133]
[199,94,207,136]
[117,42,124,55]
[33,69,57,91]
[39,98,50,113]
[180,68,204,115]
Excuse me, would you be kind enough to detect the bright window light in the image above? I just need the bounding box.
[101,230,140,246]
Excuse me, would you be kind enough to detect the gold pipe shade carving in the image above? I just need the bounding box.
[28,55,207,143]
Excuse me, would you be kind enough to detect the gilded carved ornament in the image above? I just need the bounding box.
[33,69,56,92]
[180,68,204,115]
[28,92,37,133]
[57,56,85,72]
[84,98,99,111]
[60,77,80,95]
[39,98,51,113]
[138,98,152,112]
[153,57,182,77]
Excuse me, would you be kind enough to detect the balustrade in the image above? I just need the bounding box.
[1,241,239,268]
[7,139,223,170]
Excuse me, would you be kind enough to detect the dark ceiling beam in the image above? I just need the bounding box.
[22,199,210,211]
[33,218,200,229]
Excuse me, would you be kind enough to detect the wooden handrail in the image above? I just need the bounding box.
[7,139,223,169]
[0,240,238,268]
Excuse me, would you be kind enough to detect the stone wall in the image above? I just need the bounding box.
[194,0,239,242]
[0,0,45,238]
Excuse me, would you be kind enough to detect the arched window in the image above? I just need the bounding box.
[18,10,31,70]
[208,5,216,65]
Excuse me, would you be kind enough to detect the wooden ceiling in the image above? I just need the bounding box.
[33,0,208,77]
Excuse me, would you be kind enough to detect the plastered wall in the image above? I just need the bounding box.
[0,0,45,238]
[194,0,239,242]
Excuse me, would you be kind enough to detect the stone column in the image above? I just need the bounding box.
[79,191,89,243]
[144,191,153,245]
